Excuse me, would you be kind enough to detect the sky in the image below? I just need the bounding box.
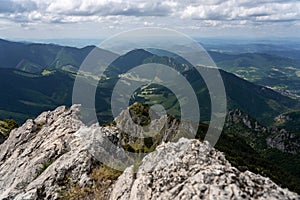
[0,0,299,41]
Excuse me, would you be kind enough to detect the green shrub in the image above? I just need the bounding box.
[0,119,19,138]
[37,159,55,176]
[59,165,122,200]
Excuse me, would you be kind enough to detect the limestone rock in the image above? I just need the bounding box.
[0,105,93,199]
[226,109,299,154]
[111,138,299,200]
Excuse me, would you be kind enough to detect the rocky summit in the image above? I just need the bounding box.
[0,105,298,199]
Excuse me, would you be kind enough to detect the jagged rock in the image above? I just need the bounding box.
[115,102,196,149]
[0,105,95,199]
[111,138,299,200]
[226,109,299,154]
[274,114,292,124]
[226,109,264,132]
[267,130,300,154]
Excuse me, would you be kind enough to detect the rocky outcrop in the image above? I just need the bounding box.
[115,102,196,150]
[111,138,299,200]
[226,109,300,154]
[266,129,300,154]
[0,105,96,199]
[226,109,267,133]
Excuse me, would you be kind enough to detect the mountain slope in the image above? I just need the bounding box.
[208,51,300,98]
[106,49,299,125]
[0,48,299,126]
[0,69,74,122]
[0,39,117,73]
[218,69,299,124]
[149,47,300,98]
[274,110,300,133]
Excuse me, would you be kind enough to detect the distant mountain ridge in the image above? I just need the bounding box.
[0,39,299,126]
[0,39,113,73]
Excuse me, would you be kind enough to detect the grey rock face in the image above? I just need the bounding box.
[226,109,299,154]
[266,130,300,154]
[111,138,299,200]
[0,105,95,199]
[226,109,266,133]
[274,114,291,124]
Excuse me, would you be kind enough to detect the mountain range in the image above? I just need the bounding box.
[0,39,299,126]
[0,38,299,199]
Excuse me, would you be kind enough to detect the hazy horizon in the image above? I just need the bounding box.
[3,36,300,49]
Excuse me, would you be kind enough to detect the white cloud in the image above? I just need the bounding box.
[180,0,300,22]
[1,0,299,24]
[0,0,299,38]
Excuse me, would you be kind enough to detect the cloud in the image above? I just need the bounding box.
[45,0,175,17]
[1,0,299,23]
[0,0,179,24]
[0,0,37,13]
[0,0,299,37]
[180,0,300,23]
